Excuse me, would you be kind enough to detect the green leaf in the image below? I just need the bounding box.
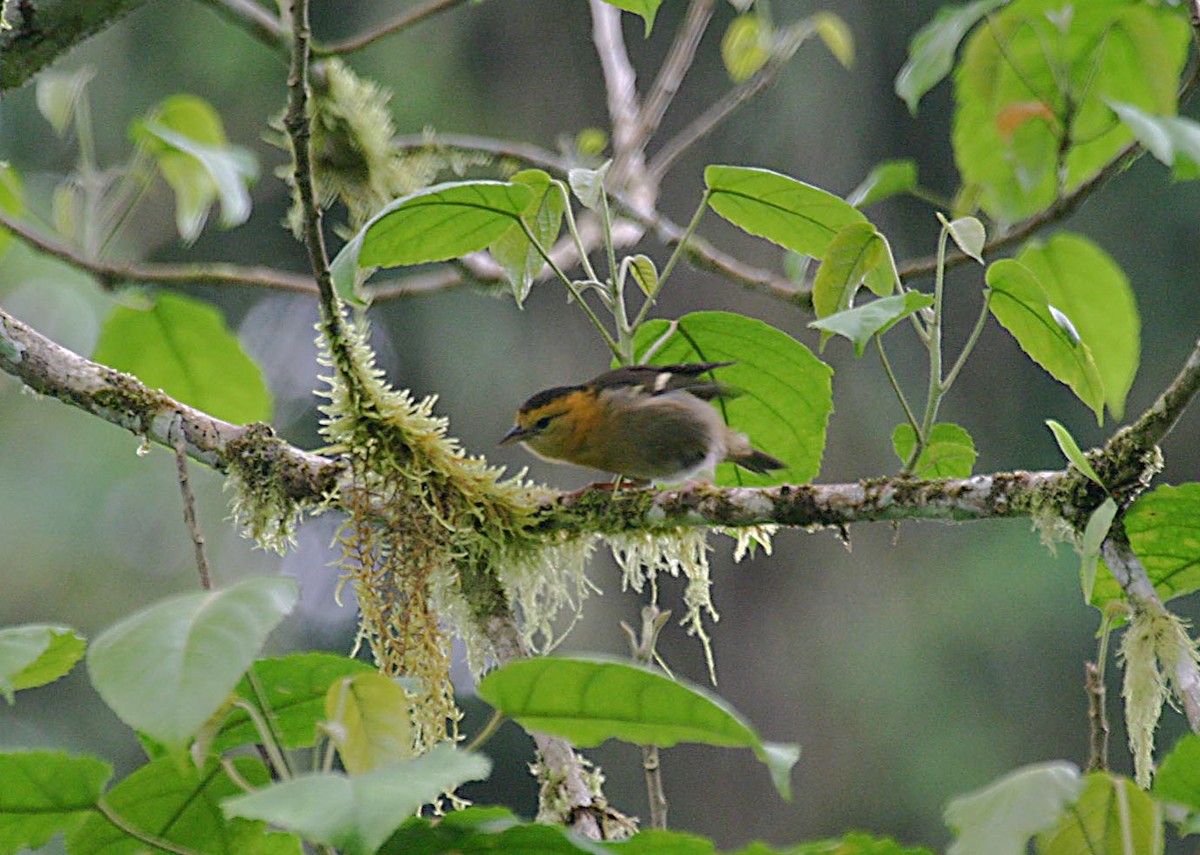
[0,165,23,262]
[943,214,985,264]
[1111,100,1200,181]
[477,655,800,800]
[895,0,1005,114]
[1125,483,1200,602]
[568,162,610,212]
[722,14,771,83]
[1044,419,1104,488]
[952,2,1190,221]
[330,230,372,306]
[1155,733,1200,811]
[705,165,867,259]
[35,67,93,136]
[0,624,85,703]
[632,311,833,486]
[599,0,662,37]
[223,746,491,855]
[986,259,1105,424]
[944,761,1083,855]
[489,170,564,306]
[846,159,918,208]
[134,95,258,242]
[214,653,376,754]
[68,756,298,855]
[740,833,935,855]
[326,672,415,774]
[1018,234,1140,420]
[610,829,718,854]
[809,292,934,357]
[381,807,607,855]
[812,222,885,321]
[812,12,854,69]
[92,291,272,425]
[1037,772,1161,855]
[357,180,535,268]
[0,752,111,855]
[624,254,659,297]
[1080,498,1118,605]
[87,577,299,751]
[892,423,977,479]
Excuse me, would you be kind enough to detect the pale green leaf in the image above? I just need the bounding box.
[1044,419,1104,488]
[986,260,1105,424]
[625,253,659,297]
[0,165,23,261]
[892,423,977,479]
[1155,733,1200,811]
[214,654,376,754]
[1037,771,1162,855]
[809,292,933,357]
[812,223,884,321]
[0,752,111,855]
[722,14,771,83]
[953,2,1190,221]
[326,672,415,774]
[1080,498,1118,605]
[705,165,868,259]
[489,169,564,305]
[92,291,272,425]
[599,0,662,36]
[895,0,1005,114]
[847,159,918,208]
[223,746,491,855]
[87,577,299,750]
[477,656,798,800]
[812,12,854,68]
[380,807,607,855]
[358,180,535,268]
[67,757,299,855]
[0,624,85,703]
[1111,100,1200,181]
[1018,233,1140,420]
[568,162,610,212]
[35,67,94,136]
[632,311,833,486]
[943,214,985,263]
[945,761,1083,855]
[1125,483,1200,602]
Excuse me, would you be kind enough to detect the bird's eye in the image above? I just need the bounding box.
[534,416,553,430]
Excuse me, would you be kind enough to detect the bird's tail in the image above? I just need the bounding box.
[726,432,785,474]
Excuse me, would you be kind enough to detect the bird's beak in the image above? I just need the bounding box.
[499,424,532,446]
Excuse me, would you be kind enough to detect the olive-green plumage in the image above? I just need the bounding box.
[500,362,783,482]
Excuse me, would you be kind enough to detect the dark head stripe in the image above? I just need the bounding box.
[520,384,585,413]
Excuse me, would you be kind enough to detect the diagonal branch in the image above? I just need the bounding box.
[315,0,472,56]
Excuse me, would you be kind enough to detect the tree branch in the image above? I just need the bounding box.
[315,0,471,56]
[193,0,288,55]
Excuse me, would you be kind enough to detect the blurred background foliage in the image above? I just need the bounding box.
[1,0,1199,851]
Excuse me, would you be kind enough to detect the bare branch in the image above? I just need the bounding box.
[315,0,472,56]
[195,0,288,54]
[0,303,337,501]
[636,0,716,152]
[0,210,320,295]
[172,414,214,591]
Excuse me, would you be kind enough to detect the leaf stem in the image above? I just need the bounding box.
[94,800,208,855]
[943,290,992,393]
[876,338,920,435]
[905,223,950,473]
[631,193,710,331]
[466,709,506,752]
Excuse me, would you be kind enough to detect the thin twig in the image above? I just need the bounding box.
[648,31,804,182]
[1085,661,1109,772]
[315,0,472,56]
[0,210,320,295]
[590,0,655,214]
[172,414,213,591]
[196,0,288,54]
[622,606,673,830]
[635,0,715,151]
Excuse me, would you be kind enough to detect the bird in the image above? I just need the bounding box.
[499,361,784,483]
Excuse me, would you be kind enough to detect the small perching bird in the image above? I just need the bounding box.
[500,362,783,483]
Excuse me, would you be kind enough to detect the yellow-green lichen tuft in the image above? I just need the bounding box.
[1120,606,1200,788]
[224,422,312,552]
